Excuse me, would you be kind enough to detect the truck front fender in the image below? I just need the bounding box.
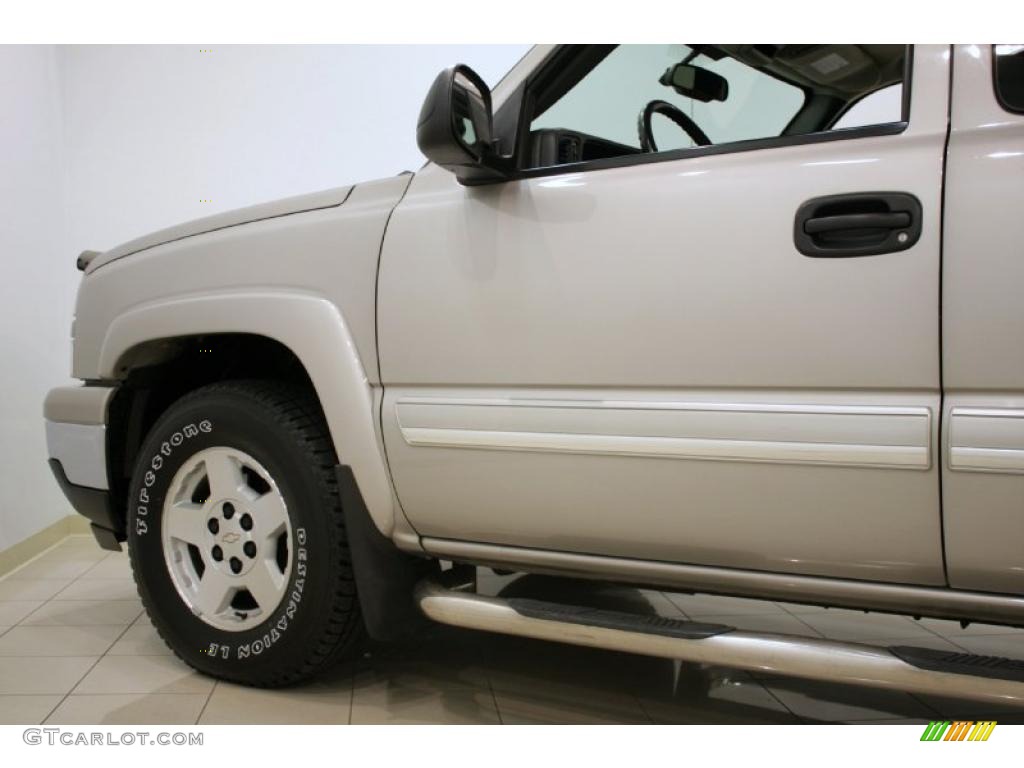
[99,289,396,537]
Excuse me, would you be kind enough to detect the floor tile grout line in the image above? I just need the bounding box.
[884,611,1023,650]
[907,690,946,718]
[915,618,964,643]
[752,675,801,720]
[776,601,949,643]
[11,625,145,631]
[39,618,137,725]
[782,611,827,638]
[908,618,1024,648]
[944,636,976,654]
[0,653,151,658]
[631,692,656,724]
[634,695,659,724]
[16,552,138,626]
[657,591,690,620]
[24,692,207,698]
[347,666,355,725]
[52,581,139,601]
[776,601,830,627]
[0,534,103,583]
[485,663,505,724]
[195,680,219,725]
[73,556,125,583]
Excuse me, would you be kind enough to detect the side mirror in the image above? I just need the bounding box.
[660,63,729,103]
[416,64,508,184]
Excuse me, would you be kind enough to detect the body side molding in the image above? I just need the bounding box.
[397,397,932,470]
[949,407,1024,473]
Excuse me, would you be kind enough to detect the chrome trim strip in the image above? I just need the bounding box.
[421,537,1024,627]
[397,396,931,416]
[949,407,1024,474]
[397,398,932,470]
[416,579,1024,706]
[402,427,929,468]
[45,420,108,490]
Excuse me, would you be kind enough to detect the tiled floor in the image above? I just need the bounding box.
[1,534,1022,724]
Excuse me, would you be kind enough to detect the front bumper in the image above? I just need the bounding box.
[44,385,122,549]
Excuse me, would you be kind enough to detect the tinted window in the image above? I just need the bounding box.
[832,84,902,130]
[526,45,907,170]
[533,45,805,151]
[994,44,1024,113]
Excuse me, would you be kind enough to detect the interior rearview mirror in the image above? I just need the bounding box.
[660,63,729,103]
[416,64,508,184]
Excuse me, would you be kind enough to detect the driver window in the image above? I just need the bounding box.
[527,44,906,170]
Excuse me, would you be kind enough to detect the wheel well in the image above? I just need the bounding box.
[105,333,318,539]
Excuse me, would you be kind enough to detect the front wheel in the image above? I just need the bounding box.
[127,380,362,686]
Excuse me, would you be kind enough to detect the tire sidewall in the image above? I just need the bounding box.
[128,391,335,680]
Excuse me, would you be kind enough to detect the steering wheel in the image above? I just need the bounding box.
[637,100,712,152]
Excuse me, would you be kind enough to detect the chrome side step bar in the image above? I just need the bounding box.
[421,537,1024,627]
[415,579,1024,707]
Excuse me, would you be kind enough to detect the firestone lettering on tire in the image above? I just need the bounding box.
[135,421,214,537]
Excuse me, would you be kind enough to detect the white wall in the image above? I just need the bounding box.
[0,44,529,552]
[59,45,529,252]
[0,45,75,551]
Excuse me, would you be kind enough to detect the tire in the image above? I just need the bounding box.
[126,380,363,686]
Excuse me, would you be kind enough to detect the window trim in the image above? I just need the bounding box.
[517,121,908,180]
[494,44,913,184]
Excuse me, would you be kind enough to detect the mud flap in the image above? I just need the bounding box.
[337,465,436,641]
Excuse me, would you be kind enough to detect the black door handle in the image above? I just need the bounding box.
[794,192,922,258]
[804,211,911,235]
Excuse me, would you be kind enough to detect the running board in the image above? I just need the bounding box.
[415,579,1024,707]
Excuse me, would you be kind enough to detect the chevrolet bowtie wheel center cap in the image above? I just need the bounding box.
[206,501,257,577]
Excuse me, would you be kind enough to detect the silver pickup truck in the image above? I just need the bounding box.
[43,44,1024,702]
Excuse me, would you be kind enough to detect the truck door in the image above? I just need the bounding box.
[379,45,950,585]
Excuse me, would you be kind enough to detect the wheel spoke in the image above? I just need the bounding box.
[249,491,288,547]
[162,443,293,632]
[245,559,286,611]
[163,502,206,546]
[193,569,234,618]
[204,451,245,499]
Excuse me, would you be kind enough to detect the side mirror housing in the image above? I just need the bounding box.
[416,64,508,184]
[660,63,729,103]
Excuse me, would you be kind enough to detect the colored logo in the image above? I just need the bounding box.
[921,721,997,741]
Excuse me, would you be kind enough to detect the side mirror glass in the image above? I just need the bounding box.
[660,63,729,103]
[416,64,507,184]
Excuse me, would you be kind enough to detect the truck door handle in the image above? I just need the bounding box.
[803,211,910,235]
[794,192,922,258]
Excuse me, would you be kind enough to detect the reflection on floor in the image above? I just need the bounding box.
[0,535,1022,724]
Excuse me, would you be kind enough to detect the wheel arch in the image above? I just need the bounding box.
[100,290,396,539]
